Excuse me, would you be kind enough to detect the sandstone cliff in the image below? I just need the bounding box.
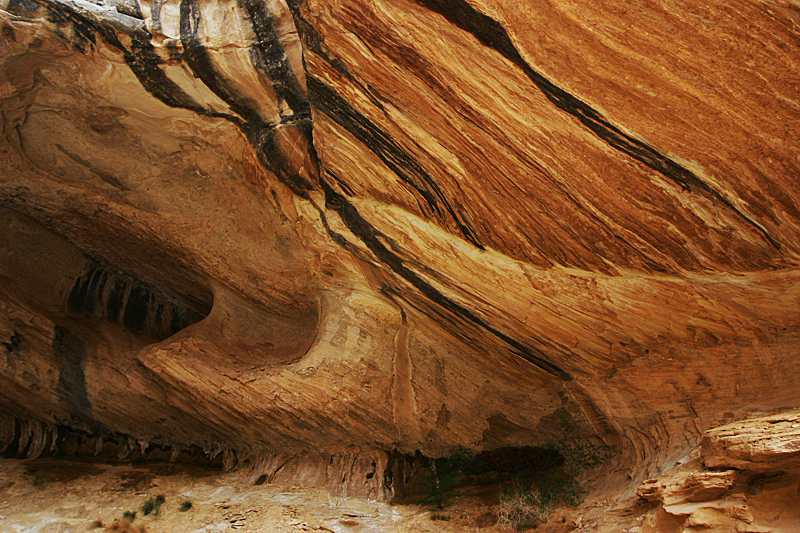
[1,0,799,530]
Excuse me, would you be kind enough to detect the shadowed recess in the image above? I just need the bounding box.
[67,262,213,341]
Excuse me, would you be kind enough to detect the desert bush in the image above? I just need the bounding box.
[420,447,473,508]
[496,483,554,531]
[493,440,616,530]
[559,440,615,472]
[141,494,165,516]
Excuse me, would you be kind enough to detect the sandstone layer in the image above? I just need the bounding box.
[1,0,799,528]
[637,411,800,533]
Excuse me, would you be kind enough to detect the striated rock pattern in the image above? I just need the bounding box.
[1,0,799,525]
[703,410,800,472]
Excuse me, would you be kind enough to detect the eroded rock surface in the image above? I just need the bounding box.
[1,0,799,528]
[637,413,800,532]
[703,410,800,472]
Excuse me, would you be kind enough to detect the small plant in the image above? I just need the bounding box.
[141,495,165,516]
[559,440,615,472]
[122,511,136,522]
[430,512,451,521]
[32,476,45,487]
[141,499,154,516]
[179,501,192,512]
[492,439,615,530]
[421,448,473,509]
[496,483,554,531]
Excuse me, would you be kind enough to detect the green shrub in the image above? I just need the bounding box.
[141,495,165,516]
[494,439,615,530]
[420,448,473,509]
[559,440,615,470]
[418,440,614,521]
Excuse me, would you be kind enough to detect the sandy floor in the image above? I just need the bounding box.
[0,457,523,533]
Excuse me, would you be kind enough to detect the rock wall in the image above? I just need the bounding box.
[1,0,799,523]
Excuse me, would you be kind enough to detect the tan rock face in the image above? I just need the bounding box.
[636,413,800,533]
[0,0,799,517]
[703,411,800,471]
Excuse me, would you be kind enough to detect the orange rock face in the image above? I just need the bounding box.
[637,413,800,532]
[1,0,799,526]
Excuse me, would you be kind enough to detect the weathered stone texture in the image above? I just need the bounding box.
[1,0,800,526]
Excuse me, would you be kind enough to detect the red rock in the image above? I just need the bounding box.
[1,0,800,529]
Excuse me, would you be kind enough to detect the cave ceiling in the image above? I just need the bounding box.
[1,0,799,501]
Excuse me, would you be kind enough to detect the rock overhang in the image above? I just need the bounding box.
[1,0,799,506]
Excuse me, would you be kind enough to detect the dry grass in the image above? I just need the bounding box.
[495,486,553,531]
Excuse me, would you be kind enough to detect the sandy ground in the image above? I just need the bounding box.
[0,457,538,533]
